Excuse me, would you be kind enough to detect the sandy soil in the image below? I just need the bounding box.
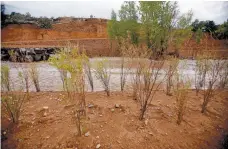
[1,90,228,149]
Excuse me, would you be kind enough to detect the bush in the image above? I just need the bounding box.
[2,92,27,123]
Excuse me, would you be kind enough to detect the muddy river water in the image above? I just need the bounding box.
[1,57,226,92]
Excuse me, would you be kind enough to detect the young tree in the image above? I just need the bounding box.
[94,59,111,96]
[165,57,179,95]
[83,56,94,92]
[173,76,191,125]
[137,60,166,120]
[200,57,226,113]
[49,47,87,136]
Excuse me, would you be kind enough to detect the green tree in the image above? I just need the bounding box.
[139,1,179,58]
[215,19,228,39]
[1,3,7,28]
[107,9,119,39]
[118,1,139,44]
[191,19,217,33]
[171,10,193,54]
[111,9,117,20]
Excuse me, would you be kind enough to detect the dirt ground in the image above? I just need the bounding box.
[1,90,228,149]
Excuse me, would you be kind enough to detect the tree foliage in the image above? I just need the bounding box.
[119,1,139,44]
[107,1,194,58]
[1,3,7,28]
[108,1,139,45]
[215,19,228,39]
[191,19,217,33]
[139,1,179,57]
[37,17,52,29]
[191,18,228,39]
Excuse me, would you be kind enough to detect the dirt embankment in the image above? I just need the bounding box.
[175,34,228,58]
[1,18,107,42]
[1,18,228,58]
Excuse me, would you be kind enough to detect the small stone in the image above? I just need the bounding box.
[46,136,50,139]
[96,144,101,149]
[96,136,99,139]
[218,125,223,129]
[99,115,103,117]
[43,112,47,117]
[145,119,149,125]
[115,104,120,108]
[88,104,94,108]
[100,125,103,128]
[84,131,90,137]
[43,106,49,110]
[111,109,115,112]
[149,132,153,135]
